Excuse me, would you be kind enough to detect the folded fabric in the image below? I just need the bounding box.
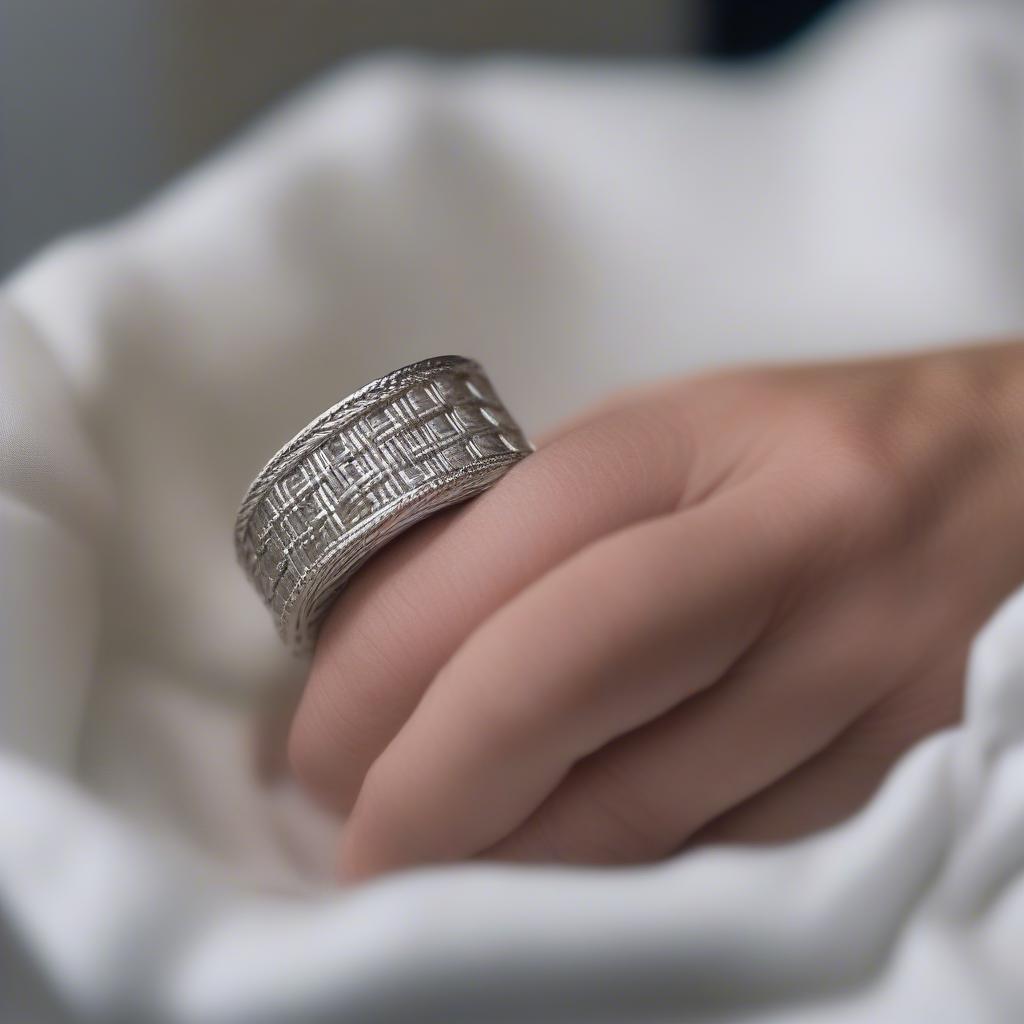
[4,1,1024,1019]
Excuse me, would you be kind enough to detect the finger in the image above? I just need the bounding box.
[480,620,887,866]
[289,399,689,811]
[339,483,806,880]
[485,592,967,866]
[693,663,964,846]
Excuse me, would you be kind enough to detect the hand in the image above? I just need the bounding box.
[287,342,1024,881]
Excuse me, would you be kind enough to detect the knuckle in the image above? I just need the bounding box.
[797,406,913,550]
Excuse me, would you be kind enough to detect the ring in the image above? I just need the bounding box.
[235,355,533,652]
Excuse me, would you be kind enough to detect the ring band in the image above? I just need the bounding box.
[235,355,532,652]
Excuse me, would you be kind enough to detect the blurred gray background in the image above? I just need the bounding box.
[0,1,694,276]
[0,0,848,276]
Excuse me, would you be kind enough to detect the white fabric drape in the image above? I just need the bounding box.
[4,1,1024,1020]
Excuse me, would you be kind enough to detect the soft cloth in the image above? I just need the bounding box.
[4,1,1024,1020]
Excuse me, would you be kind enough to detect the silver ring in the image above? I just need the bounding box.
[235,355,532,652]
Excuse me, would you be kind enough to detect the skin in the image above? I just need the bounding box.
[285,341,1024,881]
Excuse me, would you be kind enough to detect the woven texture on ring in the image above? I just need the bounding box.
[235,356,532,652]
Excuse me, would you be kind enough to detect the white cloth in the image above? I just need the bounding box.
[4,1,1024,1019]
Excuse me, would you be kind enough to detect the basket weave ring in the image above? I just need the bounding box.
[235,356,533,652]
